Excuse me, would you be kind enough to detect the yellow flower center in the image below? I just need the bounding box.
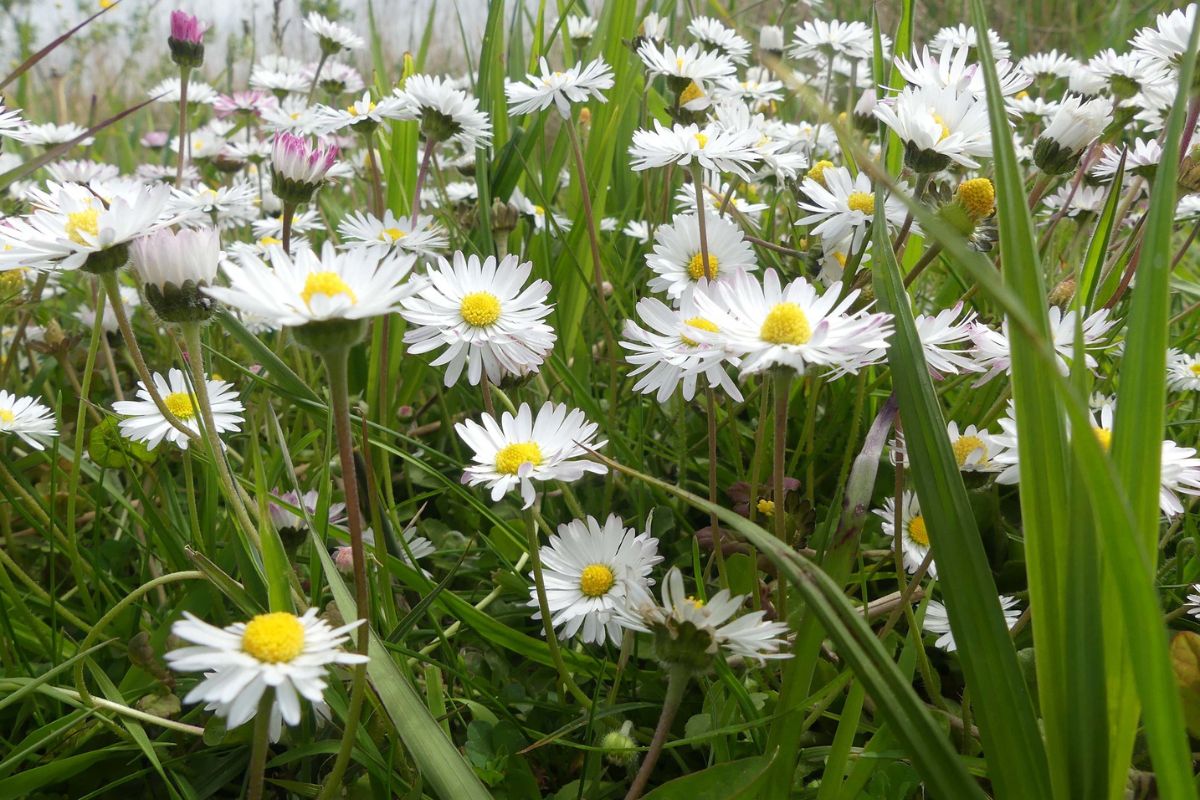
[579,564,616,597]
[685,595,705,608]
[931,112,951,141]
[495,441,543,475]
[847,192,875,214]
[679,81,705,105]
[460,291,502,327]
[534,204,545,216]
[686,252,719,281]
[1016,90,1030,100]
[757,498,775,516]
[259,236,282,247]
[907,514,929,546]
[300,272,358,309]
[347,101,376,115]
[163,391,197,420]
[952,434,987,467]
[956,178,995,220]
[241,612,305,664]
[759,302,812,345]
[694,132,708,149]
[806,160,835,186]
[0,408,13,424]
[680,316,719,347]
[675,57,686,72]
[1189,363,1200,377]
[65,208,100,246]
[1093,426,1112,452]
[381,227,408,242]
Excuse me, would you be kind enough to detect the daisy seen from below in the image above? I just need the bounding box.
[113,368,243,451]
[913,303,983,377]
[1131,4,1198,72]
[531,514,663,646]
[797,165,908,251]
[1167,350,1200,392]
[646,212,756,299]
[629,121,762,180]
[166,608,367,741]
[505,57,614,118]
[400,252,555,387]
[455,402,607,508]
[394,75,493,149]
[874,490,937,578]
[636,42,737,89]
[0,105,29,145]
[688,16,751,64]
[1034,94,1114,174]
[873,83,993,172]
[0,390,57,450]
[929,24,1011,60]
[790,19,873,61]
[924,596,1020,652]
[969,306,1115,384]
[304,12,364,53]
[338,210,448,258]
[698,268,892,377]
[621,287,744,403]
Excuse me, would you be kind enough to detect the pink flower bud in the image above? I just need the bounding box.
[169,10,204,45]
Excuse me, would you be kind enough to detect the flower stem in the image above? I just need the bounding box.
[624,664,691,800]
[281,201,296,254]
[706,388,727,587]
[305,52,329,105]
[773,370,792,619]
[176,66,190,188]
[364,132,385,218]
[411,136,437,225]
[316,348,371,798]
[246,693,274,800]
[690,162,713,280]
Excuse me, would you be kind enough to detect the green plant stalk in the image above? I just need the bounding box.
[175,65,189,188]
[411,136,436,224]
[773,369,792,620]
[305,51,329,105]
[246,693,274,800]
[0,544,91,633]
[364,130,384,218]
[281,201,296,253]
[706,388,728,587]
[624,663,691,800]
[691,162,713,280]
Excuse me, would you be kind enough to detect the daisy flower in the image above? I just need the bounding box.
[268,489,347,535]
[338,210,448,257]
[149,77,218,105]
[629,121,762,180]
[929,24,1010,60]
[923,596,1020,652]
[790,19,873,61]
[636,42,737,87]
[969,307,1115,384]
[1159,441,1200,518]
[1167,350,1200,392]
[1018,50,1080,80]
[166,608,367,741]
[19,122,92,147]
[313,91,409,133]
[113,368,244,451]
[1132,4,1198,72]
[696,268,892,377]
[566,15,598,42]
[646,212,756,299]
[688,16,752,64]
[616,567,791,664]
[454,402,607,508]
[874,490,936,578]
[129,226,221,322]
[305,12,364,53]
[531,514,663,646]
[168,181,258,230]
[893,44,1030,98]
[203,242,419,329]
[1034,94,1114,174]
[873,84,992,171]
[913,303,984,377]
[270,132,339,203]
[506,57,614,118]
[620,287,744,403]
[0,104,29,144]
[394,75,493,149]
[760,25,786,57]
[313,60,366,96]
[1091,138,1163,181]
[0,390,57,450]
[400,252,555,387]
[213,90,276,119]
[44,159,120,185]
[797,165,908,251]
[251,64,310,97]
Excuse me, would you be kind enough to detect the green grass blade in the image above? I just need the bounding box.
[1079,152,1126,312]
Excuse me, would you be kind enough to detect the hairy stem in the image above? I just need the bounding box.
[624,664,691,800]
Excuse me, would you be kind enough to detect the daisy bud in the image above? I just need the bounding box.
[270,132,339,205]
[168,10,205,69]
[567,15,597,48]
[577,107,592,127]
[0,268,24,305]
[759,25,785,58]
[142,130,169,149]
[1034,95,1112,175]
[1048,275,1076,308]
[600,722,638,767]
[130,227,221,323]
[1179,145,1200,194]
[490,199,520,234]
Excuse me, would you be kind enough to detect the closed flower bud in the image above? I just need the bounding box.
[168,10,205,69]
[130,227,221,323]
[1034,95,1112,175]
[759,25,785,57]
[270,132,339,205]
[600,721,639,767]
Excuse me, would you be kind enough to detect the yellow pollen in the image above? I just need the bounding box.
[1016,90,1030,100]
[100,0,115,7]
[163,391,196,420]
[0,409,13,424]
[931,112,951,142]
[679,81,705,105]
[686,252,719,281]
[675,57,685,71]
[907,515,929,546]
[495,441,543,475]
[300,272,358,309]
[956,178,995,220]
[685,595,705,608]
[833,252,848,267]
[65,208,100,246]
[680,316,719,347]
[847,192,875,214]
[1189,363,1200,377]
[759,302,812,345]
[347,101,376,115]
[757,498,775,516]
[241,612,305,664]
[460,291,502,327]
[381,227,408,241]
[694,132,708,149]
[806,159,835,186]
[1093,426,1112,452]
[952,434,987,467]
[534,204,545,216]
[259,236,282,247]
[579,564,615,597]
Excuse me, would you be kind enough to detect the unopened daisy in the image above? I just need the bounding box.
[629,121,761,180]
[454,402,606,508]
[621,288,743,403]
[1167,350,1200,392]
[924,596,1019,652]
[873,84,992,171]
[394,75,493,149]
[791,19,873,61]
[166,608,367,741]
[688,16,751,64]
[697,268,892,377]
[0,390,57,450]
[874,490,937,578]
[113,368,243,451]
[797,165,908,250]
[129,226,221,322]
[1091,138,1163,181]
[270,132,339,205]
[646,212,756,299]
[400,252,555,387]
[1033,94,1113,174]
[305,12,364,53]
[338,210,448,257]
[531,514,663,646]
[636,41,737,89]
[506,57,614,118]
[914,303,984,377]
[566,15,598,44]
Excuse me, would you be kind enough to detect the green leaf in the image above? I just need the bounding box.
[642,756,772,800]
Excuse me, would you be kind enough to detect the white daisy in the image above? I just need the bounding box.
[874,490,936,578]
[797,165,908,251]
[636,42,737,86]
[168,182,258,230]
[1034,94,1114,174]
[969,307,1115,384]
[304,12,364,52]
[913,303,984,377]
[1018,50,1080,80]
[130,226,221,320]
[646,212,756,300]
[1132,4,1198,72]
[1160,441,1200,518]
[873,83,992,171]
[268,489,347,534]
[1167,350,1200,392]
[166,608,367,742]
[688,16,751,64]
[113,368,244,451]
[400,252,556,387]
[0,390,57,450]
[893,45,1030,98]
[531,514,663,646]
[74,285,140,335]
[252,209,322,243]
[312,91,409,133]
[44,159,119,184]
[629,121,762,180]
[791,19,873,61]
[1091,138,1163,181]
[505,57,614,118]
[338,210,448,257]
[19,122,92,147]
[149,77,218,105]
[923,596,1020,652]
[454,402,607,508]
[696,268,893,377]
[566,15,598,42]
[251,65,311,97]
[394,75,493,149]
[929,24,1010,60]
[312,60,366,96]
[0,105,29,143]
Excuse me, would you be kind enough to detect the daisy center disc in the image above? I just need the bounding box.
[806,159,834,186]
[579,564,615,597]
[680,316,719,346]
[241,612,305,663]
[495,441,543,475]
[460,291,502,327]
[907,514,929,547]
[759,302,812,345]
[381,227,407,242]
[757,498,775,516]
[65,208,100,246]
[679,81,704,105]
[931,112,951,141]
[1093,426,1112,452]
[259,236,282,247]
[686,252,719,281]
[0,408,13,424]
[693,132,709,149]
[1190,364,1200,377]
[952,434,987,467]
[164,391,197,420]
[956,178,995,220]
[847,192,875,214]
[301,272,358,308]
